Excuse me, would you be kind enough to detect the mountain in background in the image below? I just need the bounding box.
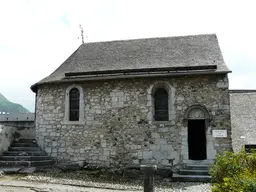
[0,93,30,113]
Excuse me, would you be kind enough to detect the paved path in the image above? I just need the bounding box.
[0,179,140,192]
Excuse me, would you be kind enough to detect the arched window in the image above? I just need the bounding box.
[63,85,85,124]
[69,88,80,121]
[154,88,168,121]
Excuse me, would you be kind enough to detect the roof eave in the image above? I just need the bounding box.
[30,70,231,92]
[229,89,256,93]
[30,83,37,93]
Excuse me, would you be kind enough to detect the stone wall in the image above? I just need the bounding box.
[0,124,15,155]
[35,74,232,168]
[0,121,35,155]
[230,91,256,152]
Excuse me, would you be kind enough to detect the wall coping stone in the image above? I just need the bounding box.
[0,113,34,122]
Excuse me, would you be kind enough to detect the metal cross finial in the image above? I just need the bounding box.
[79,25,84,44]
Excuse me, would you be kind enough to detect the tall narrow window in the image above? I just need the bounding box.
[154,88,168,121]
[69,88,80,121]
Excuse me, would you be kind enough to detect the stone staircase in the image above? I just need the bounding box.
[0,139,55,170]
[173,164,212,182]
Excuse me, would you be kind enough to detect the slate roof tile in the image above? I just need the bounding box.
[31,34,230,91]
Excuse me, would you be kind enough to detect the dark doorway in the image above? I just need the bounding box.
[188,120,207,160]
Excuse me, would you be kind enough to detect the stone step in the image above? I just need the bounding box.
[0,156,52,161]
[0,160,55,167]
[0,166,54,174]
[8,147,41,151]
[3,151,46,156]
[179,169,209,176]
[14,139,37,143]
[0,168,23,173]
[172,173,211,182]
[0,139,55,169]
[185,164,211,170]
[11,143,38,147]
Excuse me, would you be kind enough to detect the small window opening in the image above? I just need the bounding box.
[154,88,168,121]
[69,88,80,121]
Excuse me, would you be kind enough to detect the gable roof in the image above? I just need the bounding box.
[31,34,230,92]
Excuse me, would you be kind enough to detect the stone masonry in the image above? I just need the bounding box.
[230,91,256,152]
[0,121,35,155]
[35,74,232,168]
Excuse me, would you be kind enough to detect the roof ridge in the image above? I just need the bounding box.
[80,33,217,45]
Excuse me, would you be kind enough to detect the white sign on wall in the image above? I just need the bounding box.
[212,130,227,138]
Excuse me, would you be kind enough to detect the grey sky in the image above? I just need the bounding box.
[0,0,255,112]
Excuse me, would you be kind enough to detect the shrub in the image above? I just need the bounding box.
[210,150,256,192]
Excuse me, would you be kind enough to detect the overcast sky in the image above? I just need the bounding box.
[0,0,255,112]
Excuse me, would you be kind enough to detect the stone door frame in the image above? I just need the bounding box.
[181,105,216,163]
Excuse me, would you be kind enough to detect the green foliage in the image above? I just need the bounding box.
[0,93,30,113]
[210,150,256,192]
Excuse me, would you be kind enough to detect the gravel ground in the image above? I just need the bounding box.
[22,176,211,192]
[0,180,139,192]
[0,170,212,192]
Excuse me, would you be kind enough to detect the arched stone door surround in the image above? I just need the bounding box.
[181,105,216,162]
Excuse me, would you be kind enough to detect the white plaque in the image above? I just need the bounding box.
[212,130,227,138]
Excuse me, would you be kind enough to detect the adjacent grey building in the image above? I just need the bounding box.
[31,34,232,168]
[230,90,256,152]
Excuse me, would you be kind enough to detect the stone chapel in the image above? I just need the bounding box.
[31,34,232,169]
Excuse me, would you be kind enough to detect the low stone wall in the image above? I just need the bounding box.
[0,113,35,155]
[1,122,35,139]
[0,124,15,155]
